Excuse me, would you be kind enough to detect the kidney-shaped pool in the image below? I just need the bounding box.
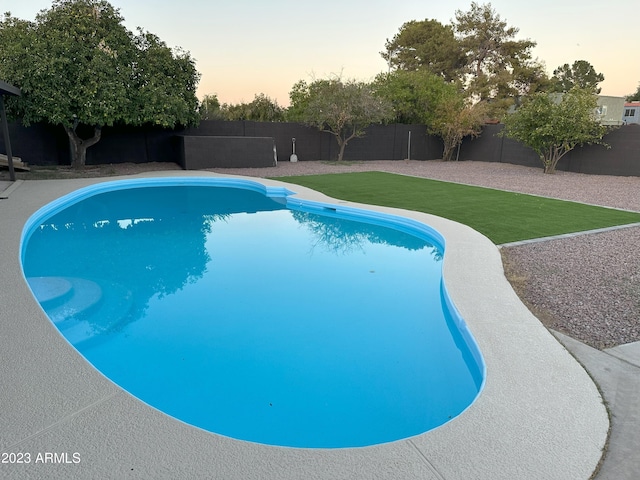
[20,177,485,448]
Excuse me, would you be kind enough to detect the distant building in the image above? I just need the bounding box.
[508,94,626,126]
[623,102,640,124]
[548,94,625,125]
[594,96,625,126]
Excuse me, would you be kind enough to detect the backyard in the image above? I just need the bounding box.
[274,167,640,349]
[2,159,639,349]
[274,171,640,245]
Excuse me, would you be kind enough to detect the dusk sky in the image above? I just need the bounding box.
[8,0,640,106]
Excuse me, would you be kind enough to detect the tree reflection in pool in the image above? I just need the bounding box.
[21,178,484,448]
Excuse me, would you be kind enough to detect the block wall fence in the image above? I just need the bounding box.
[1,120,639,176]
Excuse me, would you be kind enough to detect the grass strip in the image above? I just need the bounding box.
[273,171,640,244]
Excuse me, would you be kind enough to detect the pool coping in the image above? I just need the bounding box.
[0,171,608,479]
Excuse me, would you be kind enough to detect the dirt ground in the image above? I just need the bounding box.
[0,162,183,180]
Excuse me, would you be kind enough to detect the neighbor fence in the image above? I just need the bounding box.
[1,120,639,176]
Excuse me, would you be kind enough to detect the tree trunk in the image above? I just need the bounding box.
[63,125,102,168]
[542,147,567,174]
[543,153,560,174]
[337,140,347,162]
[442,135,459,161]
[335,128,358,162]
[442,142,454,161]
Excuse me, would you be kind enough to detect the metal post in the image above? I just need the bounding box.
[0,95,15,182]
[407,131,411,161]
[290,137,298,162]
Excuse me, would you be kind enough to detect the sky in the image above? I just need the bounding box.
[6,0,640,106]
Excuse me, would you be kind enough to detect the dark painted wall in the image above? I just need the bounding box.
[0,122,180,166]
[1,120,639,176]
[180,121,443,163]
[179,136,277,169]
[0,121,443,167]
[459,123,640,175]
[2,122,67,166]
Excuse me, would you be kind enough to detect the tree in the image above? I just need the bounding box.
[453,2,537,111]
[551,60,604,93]
[219,93,284,122]
[372,69,458,125]
[199,94,223,120]
[428,94,487,161]
[380,19,464,80]
[372,70,488,161]
[511,60,552,97]
[289,77,392,161]
[285,78,330,122]
[0,0,200,168]
[244,93,284,122]
[625,83,640,102]
[501,87,608,174]
[132,30,200,127]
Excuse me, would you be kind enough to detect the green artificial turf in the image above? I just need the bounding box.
[273,171,640,244]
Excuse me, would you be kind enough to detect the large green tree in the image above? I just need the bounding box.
[382,3,544,117]
[0,0,200,168]
[501,87,608,174]
[372,70,457,125]
[551,60,604,94]
[454,2,539,110]
[380,19,464,80]
[289,78,392,161]
[510,60,552,97]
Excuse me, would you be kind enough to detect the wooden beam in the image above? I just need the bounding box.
[0,153,29,171]
[0,80,21,97]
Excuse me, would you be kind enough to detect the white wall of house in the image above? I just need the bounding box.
[596,96,625,126]
[623,102,640,124]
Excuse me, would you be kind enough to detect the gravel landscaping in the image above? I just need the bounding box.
[4,159,639,349]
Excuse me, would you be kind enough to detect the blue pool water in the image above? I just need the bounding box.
[21,177,484,448]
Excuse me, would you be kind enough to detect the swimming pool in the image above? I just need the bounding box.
[20,177,485,448]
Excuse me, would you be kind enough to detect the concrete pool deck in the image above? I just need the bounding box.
[0,172,608,479]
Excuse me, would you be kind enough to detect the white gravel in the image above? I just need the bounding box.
[209,160,640,349]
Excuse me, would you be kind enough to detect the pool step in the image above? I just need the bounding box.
[27,277,73,308]
[45,278,103,323]
[27,276,133,346]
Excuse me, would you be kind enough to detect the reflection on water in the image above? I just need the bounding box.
[291,210,441,258]
[24,186,442,345]
[23,186,286,345]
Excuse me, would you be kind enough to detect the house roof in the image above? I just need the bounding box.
[625,102,640,107]
[0,80,21,97]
